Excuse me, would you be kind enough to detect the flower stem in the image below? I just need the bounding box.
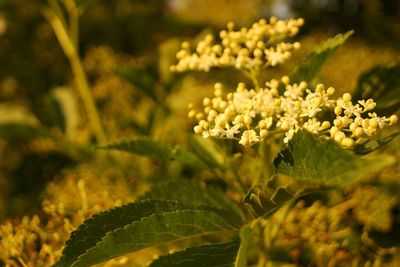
[43,4,107,145]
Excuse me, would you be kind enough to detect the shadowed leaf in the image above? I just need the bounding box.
[150,242,239,267]
[290,31,353,84]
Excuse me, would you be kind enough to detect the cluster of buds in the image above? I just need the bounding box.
[170,17,303,73]
[189,77,398,148]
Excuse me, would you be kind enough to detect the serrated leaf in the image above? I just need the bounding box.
[141,179,245,226]
[353,60,400,115]
[290,31,353,84]
[99,137,174,160]
[150,242,239,267]
[273,130,395,184]
[72,210,238,267]
[54,200,187,267]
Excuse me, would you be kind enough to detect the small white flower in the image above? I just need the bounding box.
[225,124,241,138]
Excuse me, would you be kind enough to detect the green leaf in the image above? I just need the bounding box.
[189,135,225,169]
[289,31,353,84]
[99,136,174,160]
[47,87,79,137]
[243,183,293,218]
[149,242,239,267]
[72,210,238,267]
[354,131,400,155]
[141,179,245,226]
[234,226,252,267]
[0,123,52,142]
[54,200,187,267]
[114,66,158,102]
[353,60,400,115]
[99,137,207,168]
[273,130,395,185]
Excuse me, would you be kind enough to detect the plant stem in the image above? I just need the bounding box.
[63,0,79,48]
[242,69,260,90]
[43,6,107,145]
[258,142,272,183]
[17,257,28,267]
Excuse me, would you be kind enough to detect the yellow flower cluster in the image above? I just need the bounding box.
[252,198,400,266]
[170,17,303,73]
[0,215,62,266]
[189,77,398,148]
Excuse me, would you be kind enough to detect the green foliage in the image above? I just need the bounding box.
[99,137,175,160]
[354,130,400,155]
[149,242,239,267]
[273,130,395,184]
[70,210,238,267]
[0,124,52,142]
[188,135,226,169]
[100,135,229,171]
[46,87,79,137]
[353,60,400,115]
[56,179,244,266]
[234,226,252,267]
[114,67,158,102]
[55,200,187,267]
[290,31,353,84]
[141,179,245,226]
[99,137,208,169]
[2,4,400,266]
[243,183,294,218]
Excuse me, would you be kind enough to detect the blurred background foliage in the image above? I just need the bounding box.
[0,0,399,265]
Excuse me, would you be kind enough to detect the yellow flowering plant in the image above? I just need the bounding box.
[49,17,400,267]
[2,4,400,266]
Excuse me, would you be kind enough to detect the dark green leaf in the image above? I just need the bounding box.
[99,137,207,168]
[189,135,225,169]
[150,242,239,267]
[0,123,52,142]
[54,200,187,267]
[273,130,395,185]
[114,66,158,102]
[72,210,238,267]
[289,31,353,84]
[141,179,245,226]
[353,60,400,115]
[98,136,174,160]
[354,131,400,155]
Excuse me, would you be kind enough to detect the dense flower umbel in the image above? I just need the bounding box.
[189,77,398,148]
[170,17,303,73]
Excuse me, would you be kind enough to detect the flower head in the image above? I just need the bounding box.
[188,77,398,148]
[171,17,304,73]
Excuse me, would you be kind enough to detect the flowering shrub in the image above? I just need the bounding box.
[48,17,400,267]
[181,18,397,148]
[1,4,400,266]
